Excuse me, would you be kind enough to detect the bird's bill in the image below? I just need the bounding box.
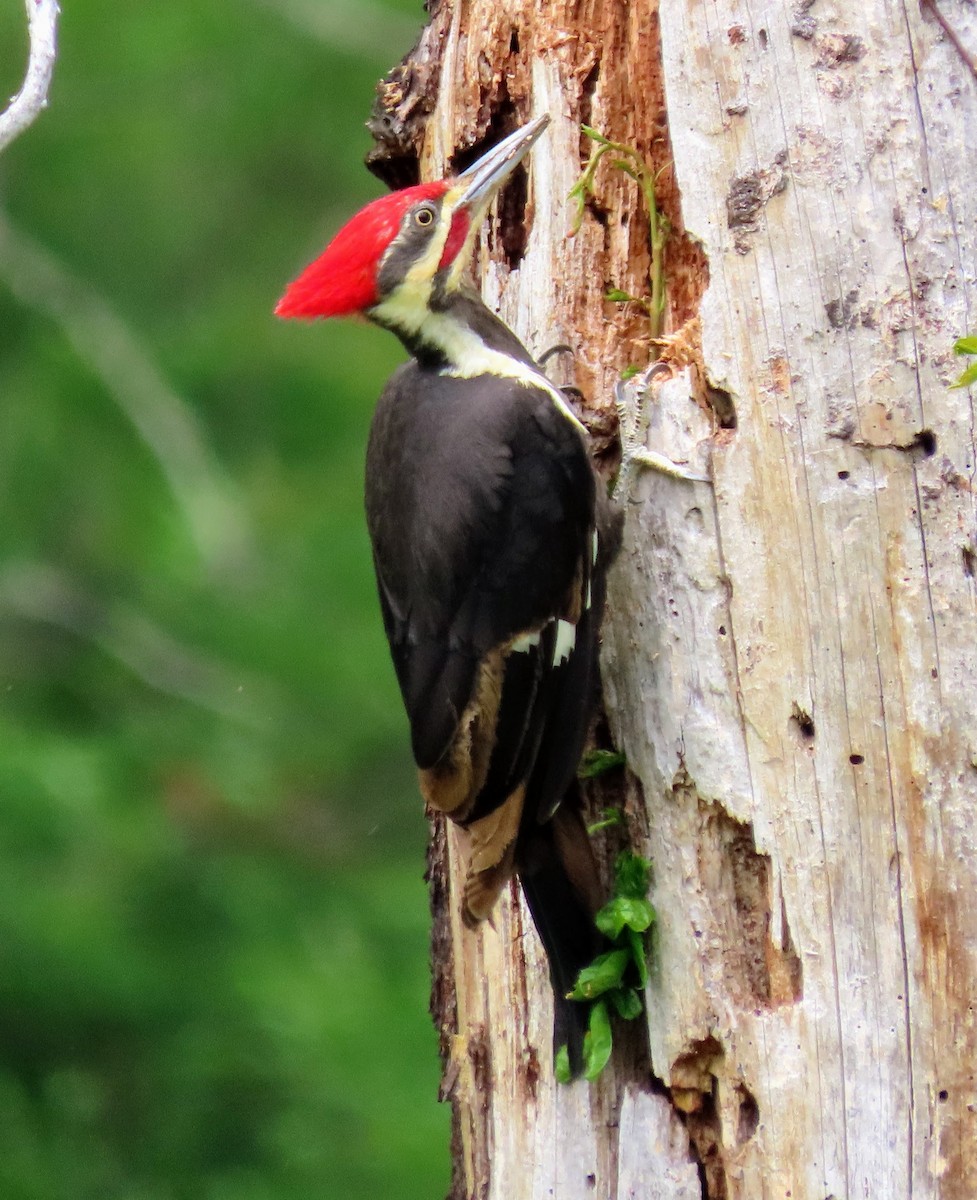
[454,114,551,210]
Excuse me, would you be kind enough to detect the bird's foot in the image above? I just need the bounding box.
[615,367,710,496]
[537,342,575,368]
[537,343,583,408]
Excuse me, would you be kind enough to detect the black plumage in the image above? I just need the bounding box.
[366,356,608,1071]
[366,366,593,771]
[279,115,613,1075]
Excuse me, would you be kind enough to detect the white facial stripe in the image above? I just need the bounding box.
[372,197,586,438]
[372,208,454,334]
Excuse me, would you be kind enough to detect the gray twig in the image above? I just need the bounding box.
[0,0,60,154]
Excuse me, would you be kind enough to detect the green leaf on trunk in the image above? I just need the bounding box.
[610,987,644,1020]
[554,1044,572,1084]
[614,851,651,899]
[582,1001,613,1080]
[568,948,630,1000]
[595,895,656,939]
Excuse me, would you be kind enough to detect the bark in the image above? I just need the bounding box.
[369,2,977,1197]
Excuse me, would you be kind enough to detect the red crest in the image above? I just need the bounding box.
[275,181,449,320]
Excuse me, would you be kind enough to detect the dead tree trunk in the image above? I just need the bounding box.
[368,2,977,1196]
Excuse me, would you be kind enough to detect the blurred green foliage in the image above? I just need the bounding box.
[0,1,449,1196]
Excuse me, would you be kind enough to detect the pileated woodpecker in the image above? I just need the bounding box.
[277,115,611,1074]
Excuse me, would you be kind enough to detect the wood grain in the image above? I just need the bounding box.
[374,1,977,1195]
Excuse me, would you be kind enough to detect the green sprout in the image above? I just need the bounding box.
[951,335,977,390]
[555,850,654,1083]
[578,748,627,781]
[568,126,670,343]
[587,808,625,835]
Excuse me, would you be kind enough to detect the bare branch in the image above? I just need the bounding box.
[0,0,60,154]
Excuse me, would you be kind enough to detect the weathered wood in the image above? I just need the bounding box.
[373,2,977,1196]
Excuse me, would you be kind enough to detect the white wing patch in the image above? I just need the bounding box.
[512,617,576,664]
[582,528,598,610]
[511,630,542,654]
[553,619,576,666]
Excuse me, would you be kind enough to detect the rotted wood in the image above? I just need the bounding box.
[369,2,977,1198]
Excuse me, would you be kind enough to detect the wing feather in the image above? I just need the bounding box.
[365,364,595,808]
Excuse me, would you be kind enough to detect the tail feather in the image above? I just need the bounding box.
[516,801,605,1077]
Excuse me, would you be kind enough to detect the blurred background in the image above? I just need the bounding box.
[0,1,449,1196]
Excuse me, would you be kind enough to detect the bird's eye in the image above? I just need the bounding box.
[414,206,435,227]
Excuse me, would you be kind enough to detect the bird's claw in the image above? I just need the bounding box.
[614,367,711,497]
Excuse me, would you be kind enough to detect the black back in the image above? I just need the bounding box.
[365,362,595,785]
